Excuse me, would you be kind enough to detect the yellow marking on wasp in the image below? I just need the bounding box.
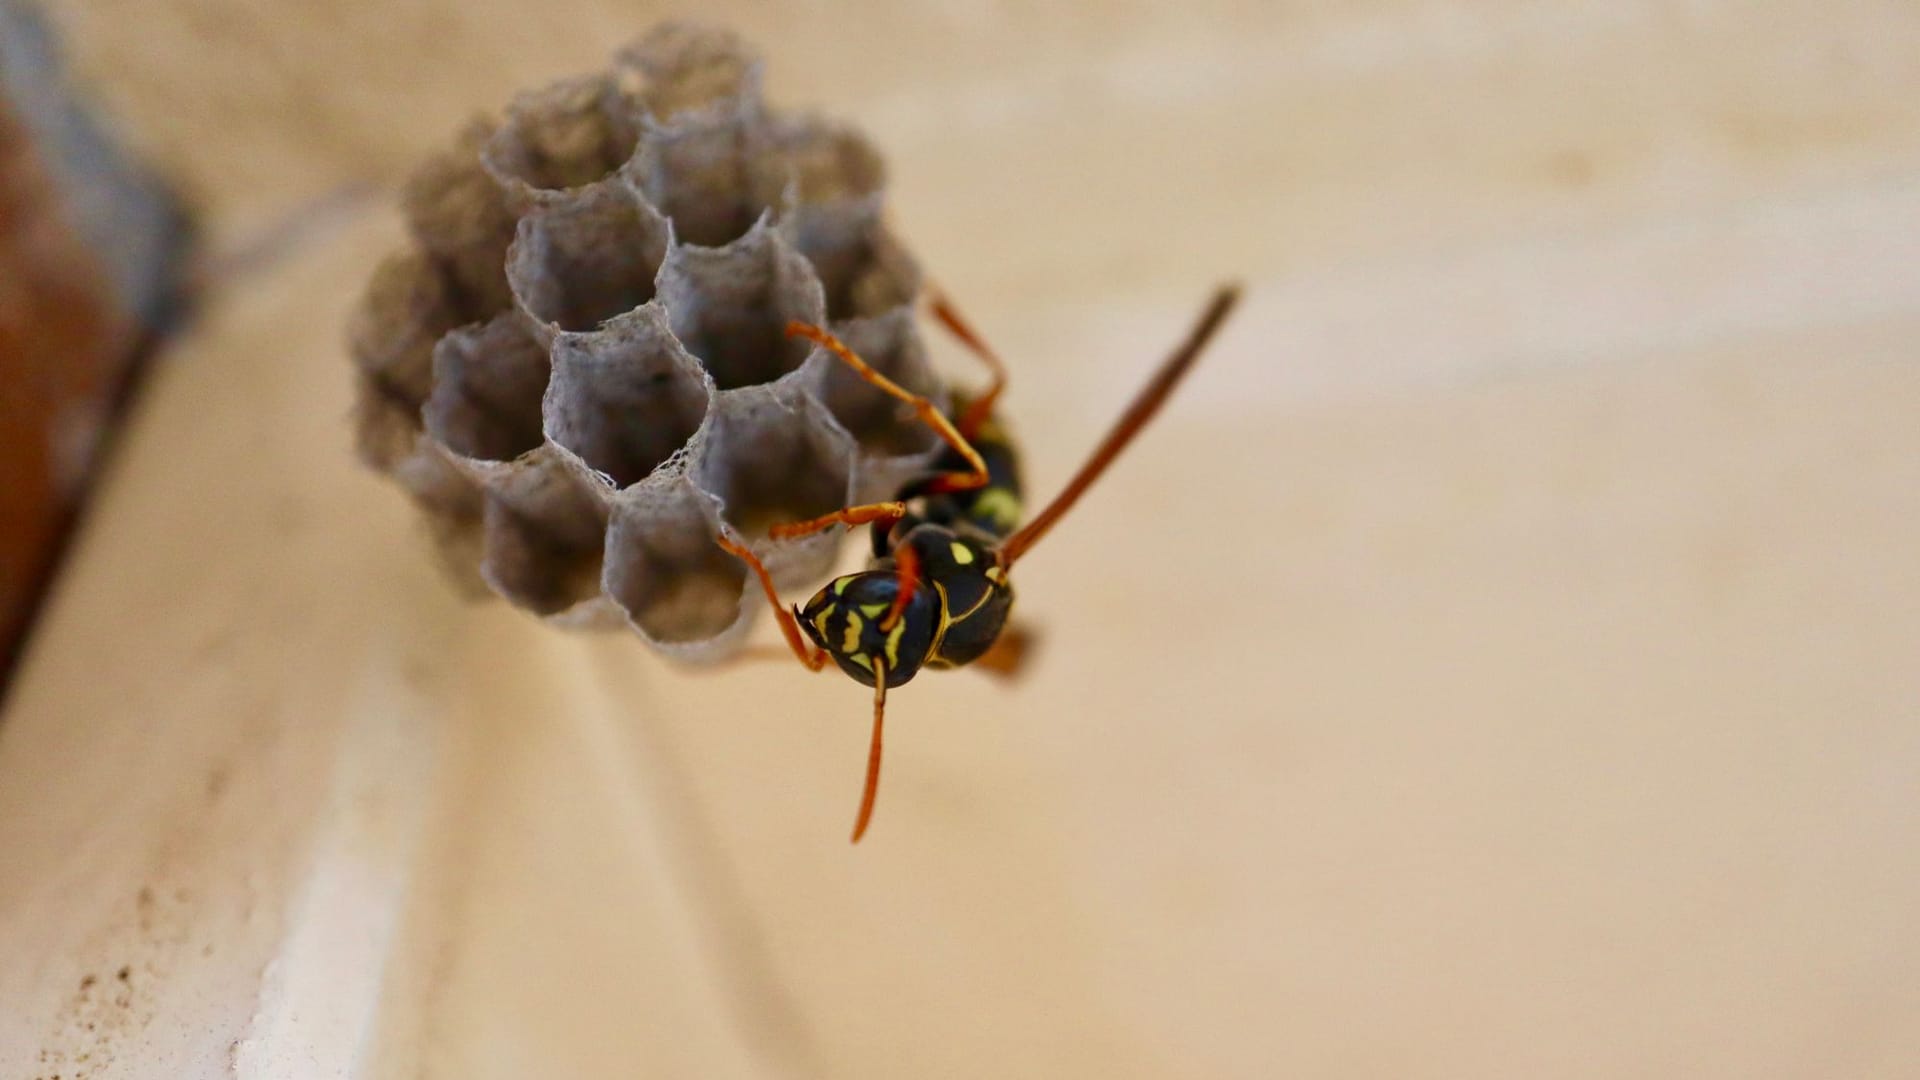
[950,542,975,565]
[985,566,1006,585]
[926,581,953,658]
[842,611,865,654]
[859,602,888,618]
[846,650,873,672]
[811,607,833,636]
[948,585,994,625]
[884,617,907,667]
[971,487,1022,530]
[832,576,852,595]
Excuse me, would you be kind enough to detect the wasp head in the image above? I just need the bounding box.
[797,571,941,688]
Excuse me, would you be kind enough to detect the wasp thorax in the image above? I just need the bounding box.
[798,571,940,688]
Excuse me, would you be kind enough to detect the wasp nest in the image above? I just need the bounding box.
[350,23,940,660]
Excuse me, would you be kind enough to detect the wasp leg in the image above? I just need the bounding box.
[881,538,922,631]
[851,655,888,843]
[716,530,829,671]
[871,509,922,559]
[781,321,990,528]
[767,500,907,542]
[928,288,1008,442]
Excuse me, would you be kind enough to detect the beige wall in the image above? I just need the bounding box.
[4,3,1919,1077]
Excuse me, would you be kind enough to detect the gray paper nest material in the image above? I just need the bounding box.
[349,22,940,661]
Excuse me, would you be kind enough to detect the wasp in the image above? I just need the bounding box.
[719,284,1241,842]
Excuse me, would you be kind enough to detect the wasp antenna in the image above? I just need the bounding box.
[850,657,889,844]
[997,284,1242,568]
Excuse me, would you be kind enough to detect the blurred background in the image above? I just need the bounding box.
[2,2,1917,1077]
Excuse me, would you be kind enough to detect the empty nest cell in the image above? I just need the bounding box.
[605,477,746,646]
[695,383,852,538]
[423,314,551,464]
[510,181,671,332]
[769,116,884,205]
[544,304,711,489]
[628,106,788,249]
[782,204,920,321]
[618,28,783,250]
[401,121,519,318]
[478,450,610,617]
[353,375,426,476]
[618,22,764,124]
[348,249,462,409]
[483,74,642,204]
[764,118,912,320]
[658,222,825,390]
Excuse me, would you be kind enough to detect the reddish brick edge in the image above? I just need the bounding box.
[0,98,170,692]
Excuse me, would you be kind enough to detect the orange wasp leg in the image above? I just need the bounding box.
[881,540,921,631]
[767,501,908,543]
[927,289,1009,443]
[715,530,829,672]
[771,321,990,544]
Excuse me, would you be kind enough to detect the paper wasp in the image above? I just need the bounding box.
[718,284,1241,842]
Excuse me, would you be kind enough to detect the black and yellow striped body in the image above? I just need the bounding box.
[796,569,942,688]
[800,524,1015,687]
[800,396,1021,689]
[880,401,1024,552]
[900,525,1014,669]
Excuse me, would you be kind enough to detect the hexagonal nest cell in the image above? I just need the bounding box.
[349,22,945,662]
